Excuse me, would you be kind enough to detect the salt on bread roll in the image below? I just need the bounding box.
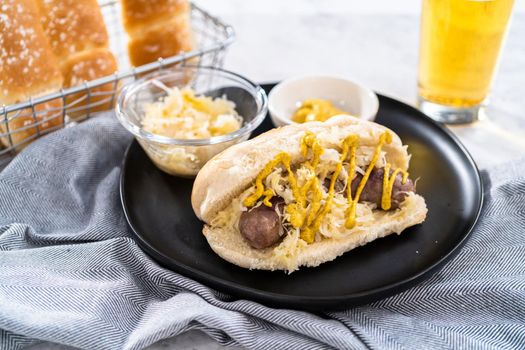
[121,0,194,66]
[60,49,118,118]
[37,0,117,119]
[192,115,428,272]
[36,0,109,61]
[0,0,64,149]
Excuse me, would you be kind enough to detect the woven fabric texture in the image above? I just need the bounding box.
[0,113,524,350]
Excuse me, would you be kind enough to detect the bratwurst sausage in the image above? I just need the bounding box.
[240,169,416,249]
[350,168,416,209]
[239,198,284,249]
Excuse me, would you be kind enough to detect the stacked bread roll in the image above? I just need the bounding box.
[36,0,118,119]
[121,0,194,66]
[0,0,196,151]
[0,0,64,149]
[0,0,118,150]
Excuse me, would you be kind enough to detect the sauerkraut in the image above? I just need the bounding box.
[142,86,242,139]
[139,86,244,177]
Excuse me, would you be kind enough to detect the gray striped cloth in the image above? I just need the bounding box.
[0,112,524,350]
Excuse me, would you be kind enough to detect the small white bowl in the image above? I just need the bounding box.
[268,75,379,127]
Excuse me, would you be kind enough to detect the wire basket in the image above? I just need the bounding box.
[0,0,234,168]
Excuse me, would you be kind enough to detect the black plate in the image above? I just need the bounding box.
[120,84,483,310]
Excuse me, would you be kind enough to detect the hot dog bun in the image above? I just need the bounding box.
[193,115,410,222]
[192,115,427,272]
[202,194,426,272]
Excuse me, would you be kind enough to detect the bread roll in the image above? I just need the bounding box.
[192,116,428,272]
[36,0,109,61]
[37,0,117,119]
[121,0,190,35]
[0,99,63,150]
[61,49,118,119]
[0,0,64,149]
[121,0,194,66]
[127,16,194,67]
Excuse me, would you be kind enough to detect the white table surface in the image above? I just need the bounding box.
[32,1,525,349]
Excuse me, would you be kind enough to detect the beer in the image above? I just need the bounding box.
[418,0,514,122]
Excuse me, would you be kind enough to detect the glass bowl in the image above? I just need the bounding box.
[116,66,268,177]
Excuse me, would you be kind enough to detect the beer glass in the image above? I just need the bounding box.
[418,0,514,124]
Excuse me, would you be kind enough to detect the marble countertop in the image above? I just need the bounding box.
[32,2,524,349]
[212,6,525,170]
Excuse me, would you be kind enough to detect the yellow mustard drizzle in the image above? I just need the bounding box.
[243,154,287,208]
[243,130,409,244]
[296,132,324,243]
[380,163,409,210]
[304,135,359,241]
[262,189,275,207]
[345,132,391,228]
[243,153,307,227]
[301,132,323,221]
[301,131,324,168]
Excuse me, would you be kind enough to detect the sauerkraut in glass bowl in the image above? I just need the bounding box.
[116,66,268,177]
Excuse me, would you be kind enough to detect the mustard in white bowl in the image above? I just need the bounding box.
[268,75,379,127]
